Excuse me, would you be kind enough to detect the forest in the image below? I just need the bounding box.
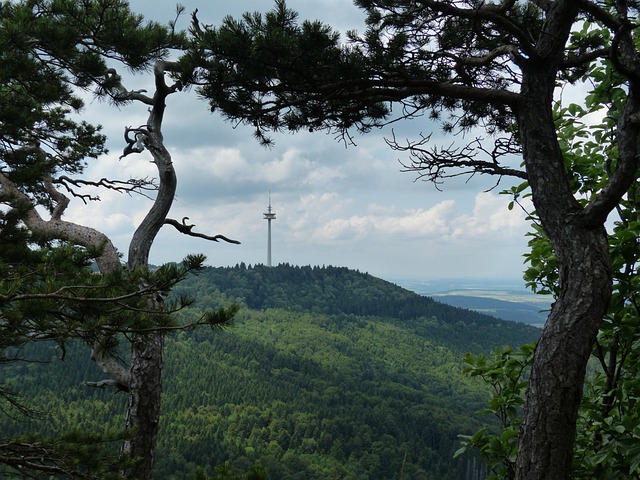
[1,264,540,479]
[4,0,640,477]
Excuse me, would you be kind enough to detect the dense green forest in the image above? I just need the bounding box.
[1,265,540,479]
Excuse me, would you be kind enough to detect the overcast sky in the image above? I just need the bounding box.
[66,0,537,286]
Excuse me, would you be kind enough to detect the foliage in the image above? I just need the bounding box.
[457,331,640,479]
[455,344,534,479]
[184,2,640,477]
[0,0,180,183]
[182,0,380,146]
[0,265,539,479]
[179,264,539,352]
[0,1,200,477]
[0,430,131,479]
[184,0,519,146]
[460,20,640,479]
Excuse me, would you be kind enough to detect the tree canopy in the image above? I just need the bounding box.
[184,1,640,478]
[5,0,640,478]
[1,264,540,479]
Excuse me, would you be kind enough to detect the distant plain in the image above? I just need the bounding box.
[392,277,552,327]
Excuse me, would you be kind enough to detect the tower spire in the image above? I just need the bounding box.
[263,192,276,267]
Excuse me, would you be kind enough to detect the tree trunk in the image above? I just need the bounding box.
[121,61,178,480]
[514,28,612,475]
[515,226,610,479]
[122,332,164,479]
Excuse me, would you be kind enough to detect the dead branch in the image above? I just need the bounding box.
[120,125,149,159]
[90,344,130,392]
[393,132,527,188]
[104,68,154,105]
[164,217,241,244]
[56,175,158,203]
[84,379,128,392]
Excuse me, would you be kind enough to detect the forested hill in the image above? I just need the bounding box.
[1,263,541,480]
[177,263,539,353]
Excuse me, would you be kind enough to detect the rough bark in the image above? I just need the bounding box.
[516,228,610,479]
[513,2,640,478]
[122,331,164,479]
[121,61,178,480]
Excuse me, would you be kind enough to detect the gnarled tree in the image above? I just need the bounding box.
[100,59,239,479]
[1,1,238,478]
[184,1,640,478]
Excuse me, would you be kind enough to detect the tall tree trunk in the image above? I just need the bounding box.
[514,33,640,475]
[121,61,178,480]
[516,227,610,479]
[514,24,612,473]
[123,331,164,479]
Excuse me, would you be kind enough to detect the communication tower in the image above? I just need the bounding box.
[263,194,276,266]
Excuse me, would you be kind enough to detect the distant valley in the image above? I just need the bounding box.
[392,277,552,327]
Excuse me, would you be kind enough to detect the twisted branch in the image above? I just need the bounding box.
[394,132,526,188]
[164,217,241,244]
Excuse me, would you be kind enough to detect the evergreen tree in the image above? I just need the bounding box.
[184,2,640,478]
[1,1,237,477]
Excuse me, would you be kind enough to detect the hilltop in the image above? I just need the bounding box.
[1,264,540,480]
[177,264,539,352]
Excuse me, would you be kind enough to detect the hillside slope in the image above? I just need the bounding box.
[177,264,539,353]
[1,264,540,480]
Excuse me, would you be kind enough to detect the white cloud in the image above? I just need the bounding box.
[449,192,531,239]
[50,0,535,283]
[178,147,250,180]
[289,193,353,236]
[287,192,529,247]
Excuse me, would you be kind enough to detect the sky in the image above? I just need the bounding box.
[65,0,537,286]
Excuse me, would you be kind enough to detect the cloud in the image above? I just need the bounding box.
[52,0,535,283]
[178,147,250,180]
[288,192,529,247]
[288,193,354,237]
[449,192,532,239]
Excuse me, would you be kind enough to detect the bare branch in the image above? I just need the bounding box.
[56,175,158,203]
[104,68,154,105]
[561,47,610,69]
[455,44,521,68]
[84,379,128,391]
[576,0,622,31]
[90,344,130,392]
[394,133,527,187]
[427,0,537,56]
[120,125,149,159]
[164,217,241,244]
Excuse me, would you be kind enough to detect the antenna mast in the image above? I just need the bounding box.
[263,193,276,267]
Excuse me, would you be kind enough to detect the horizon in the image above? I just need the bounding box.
[194,260,532,295]
[65,0,536,284]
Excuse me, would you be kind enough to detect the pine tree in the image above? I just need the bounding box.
[1,1,237,477]
[185,2,640,478]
